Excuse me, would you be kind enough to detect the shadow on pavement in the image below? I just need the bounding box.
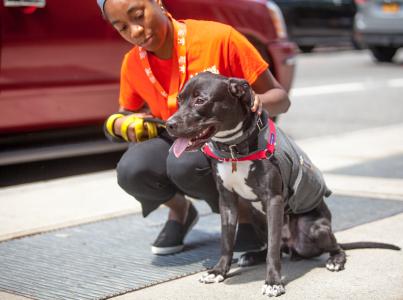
[224,256,325,286]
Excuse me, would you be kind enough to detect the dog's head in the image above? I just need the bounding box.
[166,72,254,157]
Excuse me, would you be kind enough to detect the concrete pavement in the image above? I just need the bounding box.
[114,213,403,300]
[0,121,403,299]
[0,170,141,242]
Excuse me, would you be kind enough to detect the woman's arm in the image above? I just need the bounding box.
[251,69,290,117]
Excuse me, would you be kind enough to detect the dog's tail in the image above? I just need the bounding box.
[339,242,400,251]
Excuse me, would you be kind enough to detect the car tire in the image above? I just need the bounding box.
[351,37,363,50]
[369,46,397,62]
[299,45,315,53]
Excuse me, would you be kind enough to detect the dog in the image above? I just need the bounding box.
[166,72,400,297]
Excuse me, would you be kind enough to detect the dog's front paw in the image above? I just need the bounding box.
[262,283,285,297]
[199,271,225,284]
[326,253,346,272]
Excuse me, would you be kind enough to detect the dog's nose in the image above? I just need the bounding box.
[165,119,178,133]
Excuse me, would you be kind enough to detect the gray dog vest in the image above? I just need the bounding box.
[203,112,331,214]
[274,127,332,214]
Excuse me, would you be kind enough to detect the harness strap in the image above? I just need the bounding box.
[202,118,276,162]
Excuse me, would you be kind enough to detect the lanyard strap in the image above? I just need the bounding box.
[138,18,187,115]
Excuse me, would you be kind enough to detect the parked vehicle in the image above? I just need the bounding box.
[273,0,357,52]
[0,0,296,165]
[354,0,403,62]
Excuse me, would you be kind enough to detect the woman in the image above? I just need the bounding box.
[98,0,290,257]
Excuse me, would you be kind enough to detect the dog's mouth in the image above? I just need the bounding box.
[172,125,216,158]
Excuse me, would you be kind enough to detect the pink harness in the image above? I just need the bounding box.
[202,119,276,162]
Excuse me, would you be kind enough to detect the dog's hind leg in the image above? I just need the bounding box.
[311,202,346,271]
[310,219,346,271]
[200,187,239,284]
[290,201,347,272]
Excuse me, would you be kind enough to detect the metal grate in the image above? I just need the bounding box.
[0,196,403,300]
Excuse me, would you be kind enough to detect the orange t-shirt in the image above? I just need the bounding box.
[119,19,268,120]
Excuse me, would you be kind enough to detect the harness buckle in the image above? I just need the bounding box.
[229,144,237,159]
[266,151,274,160]
[257,117,264,132]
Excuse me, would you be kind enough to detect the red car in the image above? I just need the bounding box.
[0,0,296,165]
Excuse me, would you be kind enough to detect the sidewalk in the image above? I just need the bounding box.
[0,123,402,299]
[115,213,403,300]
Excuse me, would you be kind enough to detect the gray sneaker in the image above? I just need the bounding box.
[151,202,199,255]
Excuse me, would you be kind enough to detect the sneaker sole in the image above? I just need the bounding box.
[151,244,185,255]
[151,213,200,255]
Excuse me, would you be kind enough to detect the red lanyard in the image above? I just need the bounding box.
[138,18,187,115]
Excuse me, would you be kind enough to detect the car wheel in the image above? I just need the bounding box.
[299,45,315,53]
[351,37,363,50]
[369,46,397,62]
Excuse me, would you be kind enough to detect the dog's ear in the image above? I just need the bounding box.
[228,78,252,105]
[228,78,247,98]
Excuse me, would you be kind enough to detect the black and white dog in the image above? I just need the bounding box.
[166,72,400,297]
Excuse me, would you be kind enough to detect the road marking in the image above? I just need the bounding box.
[292,78,403,97]
[292,82,364,96]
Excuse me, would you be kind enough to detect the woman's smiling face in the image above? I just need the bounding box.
[104,0,171,55]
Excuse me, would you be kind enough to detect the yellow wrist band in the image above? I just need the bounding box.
[121,116,138,142]
[105,113,124,138]
[133,117,146,142]
[145,122,158,139]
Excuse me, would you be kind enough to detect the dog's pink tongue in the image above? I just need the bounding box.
[172,137,190,158]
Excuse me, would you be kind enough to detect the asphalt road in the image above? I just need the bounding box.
[278,48,403,139]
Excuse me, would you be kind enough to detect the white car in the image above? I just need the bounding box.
[354,0,403,62]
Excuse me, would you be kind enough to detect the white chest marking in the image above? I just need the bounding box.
[216,161,257,200]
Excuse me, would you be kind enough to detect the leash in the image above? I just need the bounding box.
[139,118,166,141]
[143,117,167,126]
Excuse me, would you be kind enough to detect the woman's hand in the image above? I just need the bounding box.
[251,69,290,117]
[114,112,154,142]
[251,92,263,115]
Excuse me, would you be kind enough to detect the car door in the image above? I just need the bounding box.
[294,0,356,37]
[0,0,130,134]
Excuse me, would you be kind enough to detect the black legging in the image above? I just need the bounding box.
[116,132,219,217]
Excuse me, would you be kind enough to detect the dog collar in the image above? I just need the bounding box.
[202,117,276,162]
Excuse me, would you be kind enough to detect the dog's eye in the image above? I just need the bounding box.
[194,98,205,105]
[177,96,184,106]
[192,90,200,98]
